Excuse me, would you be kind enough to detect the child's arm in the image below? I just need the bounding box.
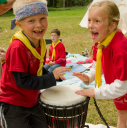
[48,61,55,66]
[12,66,69,90]
[75,80,127,99]
[12,69,56,90]
[0,0,16,15]
[94,80,127,99]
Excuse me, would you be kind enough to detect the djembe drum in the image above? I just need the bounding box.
[39,85,90,128]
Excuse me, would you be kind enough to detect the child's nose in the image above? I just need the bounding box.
[88,21,94,29]
[36,21,42,27]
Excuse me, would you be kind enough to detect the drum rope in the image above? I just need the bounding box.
[93,97,110,128]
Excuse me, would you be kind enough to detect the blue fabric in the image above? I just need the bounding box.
[15,2,48,21]
[11,2,48,30]
[11,18,16,30]
[65,63,88,74]
[43,64,61,72]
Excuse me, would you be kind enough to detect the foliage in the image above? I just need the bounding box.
[47,0,93,7]
[73,0,93,6]
[48,7,71,11]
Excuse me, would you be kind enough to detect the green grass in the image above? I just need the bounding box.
[0,7,118,127]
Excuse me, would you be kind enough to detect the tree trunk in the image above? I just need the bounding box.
[53,0,54,7]
[63,0,65,8]
[67,0,68,7]
[70,0,72,7]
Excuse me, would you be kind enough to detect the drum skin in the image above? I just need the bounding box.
[39,85,90,128]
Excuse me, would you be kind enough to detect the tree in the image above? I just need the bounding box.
[53,0,54,7]
[70,0,72,7]
[63,0,65,8]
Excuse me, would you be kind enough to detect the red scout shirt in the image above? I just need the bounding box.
[0,39,46,107]
[93,30,127,110]
[49,42,66,66]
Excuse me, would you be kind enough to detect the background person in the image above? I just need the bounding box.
[44,29,66,72]
[0,0,16,78]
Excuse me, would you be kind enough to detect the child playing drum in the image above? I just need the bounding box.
[0,0,69,127]
[73,1,127,128]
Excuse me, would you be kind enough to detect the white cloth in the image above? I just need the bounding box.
[85,60,127,99]
[117,0,127,34]
[85,123,116,128]
[80,0,127,34]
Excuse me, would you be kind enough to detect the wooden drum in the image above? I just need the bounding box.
[39,85,90,128]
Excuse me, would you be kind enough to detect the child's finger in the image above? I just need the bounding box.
[75,90,83,93]
[75,90,84,95]
[73,72,81,76]
[59,67,69,72]
[60,76,66,80]
[58,73,66,77]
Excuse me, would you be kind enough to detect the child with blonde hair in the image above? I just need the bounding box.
[0,0,69,127]
[73,1,127,128]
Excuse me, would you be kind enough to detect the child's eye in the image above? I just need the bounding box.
[28,20,34,23]
[88,19,91,22]
[96,20,100,23]
[41,18,45,20]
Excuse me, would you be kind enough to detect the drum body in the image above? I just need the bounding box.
[39,85,90,128]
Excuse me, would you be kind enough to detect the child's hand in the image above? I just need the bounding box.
[73,72,89,82]
[59,75,66,80]
[75,88,95,97]
[53,67,69,80]
[48,61,55,66]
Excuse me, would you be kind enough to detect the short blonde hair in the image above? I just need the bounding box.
[13,0,47,14]
[90,1,120,26]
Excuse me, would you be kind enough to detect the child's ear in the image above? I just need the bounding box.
[15,21,22,29]
[109,22,117,32]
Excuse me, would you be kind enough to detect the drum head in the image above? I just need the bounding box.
[40,85,86,106]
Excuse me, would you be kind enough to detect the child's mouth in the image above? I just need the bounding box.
[91,32,99,39]
[34,30,43,35]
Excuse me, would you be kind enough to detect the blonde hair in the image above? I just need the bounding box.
[90,1,120,27]
[13,0,47,14]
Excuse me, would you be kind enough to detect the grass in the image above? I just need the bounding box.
[0,7,117,127]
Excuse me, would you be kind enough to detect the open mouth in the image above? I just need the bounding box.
[91,32,99,39]
[33,30,44,35]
